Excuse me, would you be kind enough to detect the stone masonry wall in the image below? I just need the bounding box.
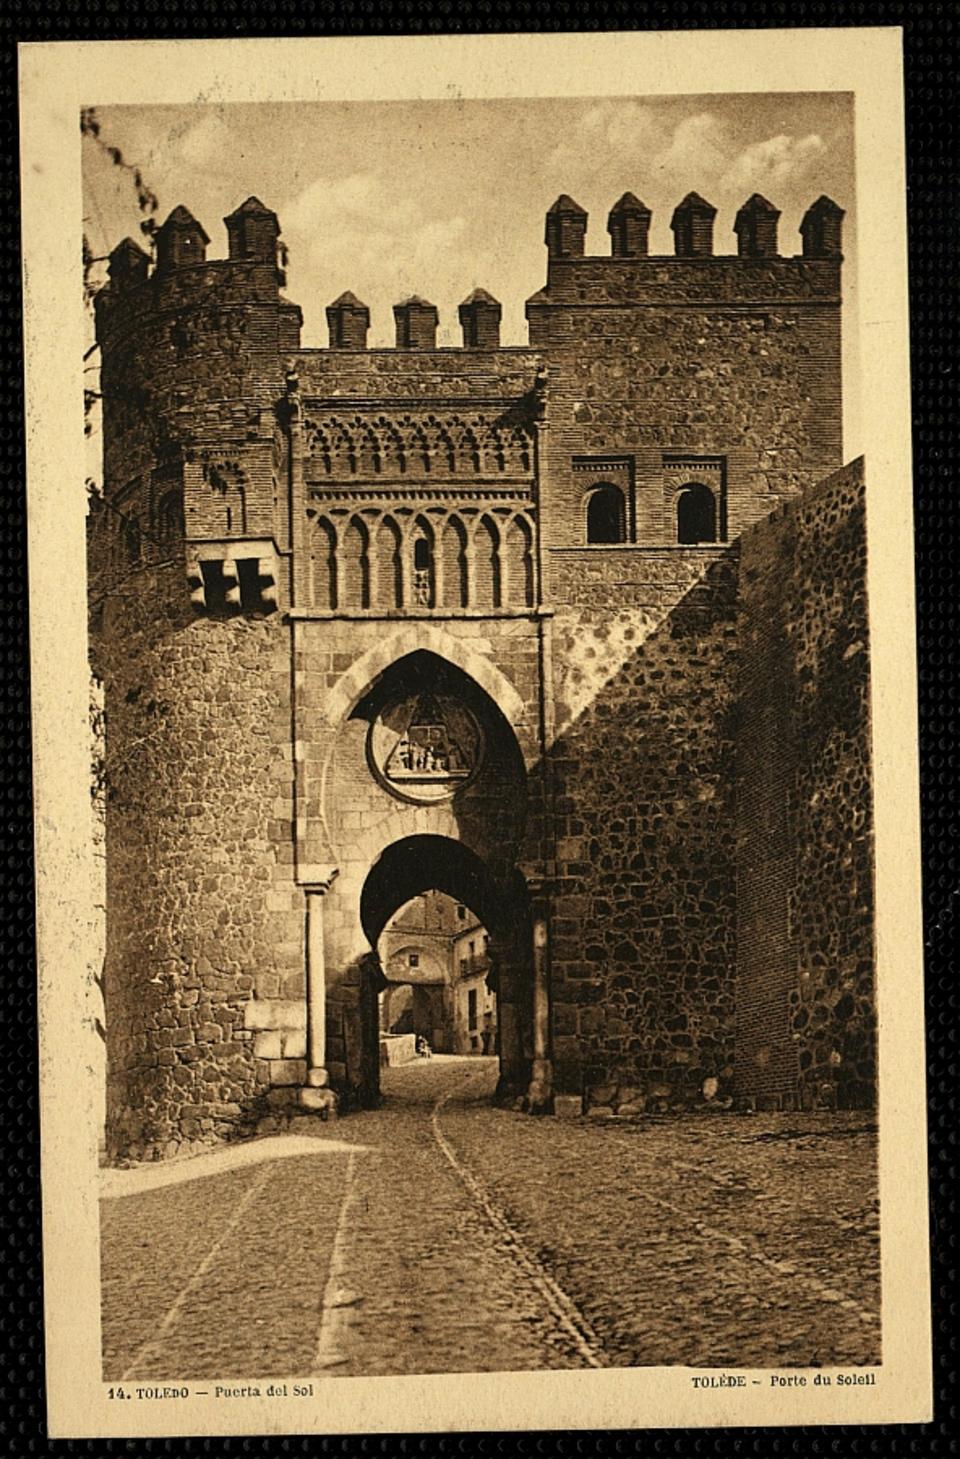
[531,256,842,552]
[293,614,544,1104]
[544,547,741,1111]
[736,459,874,1109]
[93,562,300,1161]
[95,258,299,554]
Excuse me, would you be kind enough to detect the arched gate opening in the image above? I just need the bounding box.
[309,641,551,1115]
[359,835,533,1106]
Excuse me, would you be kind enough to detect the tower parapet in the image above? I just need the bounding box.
[671,191,718,257]
[800,195,845,258]
[734,193,781,257]
[545,195,588,259]
[458,288,502,348]
[224,195,281,264]
[155,204,209,273]
[394,295,439,349]
[108,237,151,291]
[607,193,652,258]
[327,291,370,349]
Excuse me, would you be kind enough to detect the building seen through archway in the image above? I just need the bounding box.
[377,890,497,1065]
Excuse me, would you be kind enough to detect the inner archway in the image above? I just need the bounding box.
[359,835,532,1106]
[378,890,498,1063]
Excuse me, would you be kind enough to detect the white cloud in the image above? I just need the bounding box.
[548,101,661,171]
[178,113,235,168]
[284,172,385,231]
[548,103,826,203]
[650,113,731,184]
[719,133,826,195]
[280,172,470,339]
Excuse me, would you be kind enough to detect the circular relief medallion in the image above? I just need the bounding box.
[368,693,484,804]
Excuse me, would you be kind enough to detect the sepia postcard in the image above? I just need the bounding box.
[20,28,931,1438]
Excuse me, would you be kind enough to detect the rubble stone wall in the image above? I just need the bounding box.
[736,458,874,1109]
[93,565,299,1161]
[544,547,741,1109]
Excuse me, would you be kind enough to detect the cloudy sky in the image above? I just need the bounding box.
[83,93,858,452]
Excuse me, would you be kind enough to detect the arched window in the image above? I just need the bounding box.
[374,516,402,609]
[474,516,502,608]
[677,483,718,544]
[440,516,468,608]
[312,516,338,610]
[342,516,371,609]
[504,515,535,607]
[586,486,626,544]
[412,531,433,607]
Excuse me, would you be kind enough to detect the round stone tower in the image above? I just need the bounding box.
[90,200,303,1160]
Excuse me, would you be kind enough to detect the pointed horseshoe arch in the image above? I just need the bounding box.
[323,624,527,728]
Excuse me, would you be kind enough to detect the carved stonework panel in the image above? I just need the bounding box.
[368,693,484,804]
[303,410,534,484]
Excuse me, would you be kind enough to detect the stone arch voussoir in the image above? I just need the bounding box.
[323,624,527,728]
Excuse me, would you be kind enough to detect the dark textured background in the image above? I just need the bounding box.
[4,7,955,1452]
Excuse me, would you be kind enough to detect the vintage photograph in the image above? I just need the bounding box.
[21,28,930,1437]
[83,86,880,1380]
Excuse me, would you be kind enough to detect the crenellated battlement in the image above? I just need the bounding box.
[95,189,843,358]
[545,190,843,261]
[91,182,843,623]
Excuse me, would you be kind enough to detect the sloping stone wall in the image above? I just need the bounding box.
[545,548,741,1109]
[736,458,874,1109]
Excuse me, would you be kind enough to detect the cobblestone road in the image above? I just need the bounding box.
[101,1056,879,1380]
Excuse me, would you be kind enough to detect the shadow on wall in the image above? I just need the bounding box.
[528,460,874,1113]
[321,461,873,1116]
[95,460,873,1153]
[532,547,743,1110]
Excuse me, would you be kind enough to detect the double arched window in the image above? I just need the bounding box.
[677,483,718,544]
[585,485,627,544]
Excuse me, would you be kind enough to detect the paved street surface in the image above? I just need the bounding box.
[101,1056,880,1380]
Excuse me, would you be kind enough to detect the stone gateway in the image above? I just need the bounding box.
[89,188,875,1161]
